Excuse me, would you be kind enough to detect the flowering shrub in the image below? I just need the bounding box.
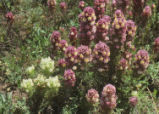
[1,0,159,113]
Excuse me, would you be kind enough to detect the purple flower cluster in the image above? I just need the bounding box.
[64,69,76,87]
[47,0,56,8]
[154,37,159,53]
[143,6,152,17]
[134,50,149,73]
[58,58,68,68]
[95,16,111,42]
[69,27,77,45]
[111,10,127,49]
[129,96,138,107]
[5,12,14,22]
[86,89,99,104]
[119,58,128,71]
[126,20,137,41]
[65,46,78,64]
[50,31,61,48]
[58,40,68,51]
[94,0,106,19]
[79,1,85,10]
[77,45,92,63]
[101,84,117,109]
[78,7,96,45]
[93,42,110,64]
[60,2,67,11]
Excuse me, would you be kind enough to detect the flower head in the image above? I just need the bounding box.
[129,96,138,106]
[40,57,55,74]
[77,45,92,63]
[21,79,34,93]
[47,0,56,8]
[64,69,76,87]
[86,89,99,104]
[5,12,14,21]
[79,1,85,10]
[93,41,110,64]
[143,6,152,17]
[134,50,149,73]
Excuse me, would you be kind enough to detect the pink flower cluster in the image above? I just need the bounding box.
[93,42,110,64]
[154,37,159,53]
[77,45,92,63]
[78,7,96,45]
[94,0,106,19]
[86,89,99,104]
[59,40,68,51]
[143,6,152,17]
[47,0,56,8]
[60,2,67,11]
[126,20,137,41]
[50,31,61,48]
[69,27,77,45]
[58,58,68,68]
[95,15,111,42]
[111,10,127,49]
[64,69,76,87]
[119,58,128,71]
[5,12,14,22]
[134,50,149,73]
[65,46,78,64]
[79,1,85,10]
[129,96,138,107]
[101,84,117,109]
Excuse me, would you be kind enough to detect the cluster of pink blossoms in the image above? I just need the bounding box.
[86,89,99,104]
[78,7,96,45]
[93,42,110,64]
[47,0,56,9]
[134,50,149,73]
[111,10,127,49]
[101,84,117,110]
[119,58,128,71]
[50,31,61,48]
[69,27,77,45]
[5,12,14,22]
[64,69,76,87]
[129,96,138,107]
[77,45,92,64]
[154,37,159,53]
[126,20,137,42]
[65,46,78,64]
[79,1,85,10]
[58,40,68,51]
[58,58,68,68]
[95,15,111,42]
[60,2,67,11]
[94,0,106,19]
[143,6,152,17]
